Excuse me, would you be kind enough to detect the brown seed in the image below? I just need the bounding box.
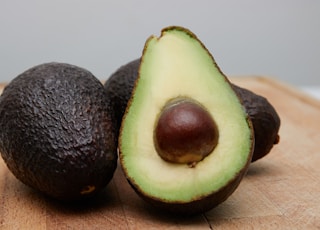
[154,99,219,164]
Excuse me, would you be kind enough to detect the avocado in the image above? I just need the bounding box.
[0,62,118,201]
[105,59,280,162]
[232,85,280,161]
[104,59,140,135]
[118,26,254,215]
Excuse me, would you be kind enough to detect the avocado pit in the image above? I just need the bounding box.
[154,98,219,165]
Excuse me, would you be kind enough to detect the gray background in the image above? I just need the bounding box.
[1,0,319,86]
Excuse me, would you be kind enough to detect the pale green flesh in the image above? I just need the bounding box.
[120,28,252,202]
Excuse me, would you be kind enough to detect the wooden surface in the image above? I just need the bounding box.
[0,77,319,229]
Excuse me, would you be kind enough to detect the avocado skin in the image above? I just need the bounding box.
[232,85,280,162]
[104,59,140,133]
[0,62,118,201]
[104,58,280,162]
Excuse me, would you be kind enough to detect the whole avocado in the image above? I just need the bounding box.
[0,62,118,201]
[104,58,280,162]
[104,59,140,133]
[232,84,280,161]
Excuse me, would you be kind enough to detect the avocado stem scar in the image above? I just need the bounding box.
[188,161,197,168]
[80,185,96,195]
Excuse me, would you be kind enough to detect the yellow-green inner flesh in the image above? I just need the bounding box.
[120,28,252,203]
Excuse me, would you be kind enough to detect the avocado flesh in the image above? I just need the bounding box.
[0,63,118,201]
[105,58,280,162]
[119,27,253,213]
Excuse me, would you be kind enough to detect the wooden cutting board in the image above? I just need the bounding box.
[0,77,319,229]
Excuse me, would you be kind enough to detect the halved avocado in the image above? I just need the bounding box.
[105,61,281,163]
[119,26,254,215]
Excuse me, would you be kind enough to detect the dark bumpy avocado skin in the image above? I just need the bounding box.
[0,62,118,201]
[104,59,140,131]
[232,85,280,162]
[104,59,140,133]
[104,58,280,162]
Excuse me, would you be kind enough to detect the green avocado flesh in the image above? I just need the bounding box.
[119,27,253,205]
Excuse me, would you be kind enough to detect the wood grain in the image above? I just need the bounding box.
[0,77,319,229]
